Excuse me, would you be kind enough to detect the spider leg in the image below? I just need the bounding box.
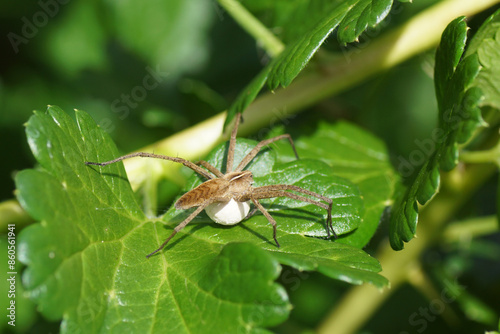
[194,160,223,178]
[252,185,336,238]
[146,202,211,258]
[86,152,215,180]
[244,207,259,219]
[235,134,299,172]
[250,197,280,248]
[225,113,242,173]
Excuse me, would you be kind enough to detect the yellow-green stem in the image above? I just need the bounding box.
[0,199,34,233]
[443,215,499,242]
[460,146,500,166]
[217,0,284,57]
[123,0,500,192]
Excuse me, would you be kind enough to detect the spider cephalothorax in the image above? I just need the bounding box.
[86,113,335,258]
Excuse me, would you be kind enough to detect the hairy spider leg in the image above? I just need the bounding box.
[244,207,259,219]
[191,113,243,177]
[225,113,242,173]
[250,198,280,248]
[85,113,334,256]
[235,134,300,172]
[85,152,215,180]
[194,160,223,178]
[146,201,213,258]
[252,185,336,238]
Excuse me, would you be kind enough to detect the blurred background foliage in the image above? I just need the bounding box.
[1,0,499,333]
[1,0,263,201]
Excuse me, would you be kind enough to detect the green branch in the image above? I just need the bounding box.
[460,144,500,166]
[0,199,34,233]
[123,0,500,191]
[217,0,284,57]
[443,215,499,241]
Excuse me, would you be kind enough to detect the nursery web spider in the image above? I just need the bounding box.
[86,113,335,258]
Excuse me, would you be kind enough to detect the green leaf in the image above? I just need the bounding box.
[241,0,340,44]
[336,0,393,43]
[165,135,364,239]
[41,1,107,77]
[272,121,397,248]
[389,16,484,250]
[165,133,387,286]
[16,107,387,333]
[224,67,271,129]
[465,9,500,231]
[270,239,387,287]
[105,0,213,76]
[227,0,394,125]
[241,0,391,45]
[465,8,500,110]
[16,107,288,333]
[268,0,393,89]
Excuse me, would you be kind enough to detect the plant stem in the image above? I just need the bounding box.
[243,0,500,117]
[122,0,500,190]
[124,113,227,190]
[0,199,34,233]
[406,263,461,326]
[217,0,285,57]
[443,215,499,241]
[460,146,500,165]
[142,168,160,218]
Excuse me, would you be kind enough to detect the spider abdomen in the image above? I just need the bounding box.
[175,179,229,210]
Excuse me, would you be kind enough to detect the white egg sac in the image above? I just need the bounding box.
[205,199,251,225]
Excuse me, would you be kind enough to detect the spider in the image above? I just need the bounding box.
[86,113,335,258]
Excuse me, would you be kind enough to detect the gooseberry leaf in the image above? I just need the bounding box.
[465,8,500,110]
[165,135,388,288]
[272,121,397,248]
[16,107,288,333]
[389,17,484,250]
[106,0,212,76]
[166,138,363,237]
[226,0,394,128]
[267,0,393,89]
[16,107,387,333]
[465,8,500,243]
